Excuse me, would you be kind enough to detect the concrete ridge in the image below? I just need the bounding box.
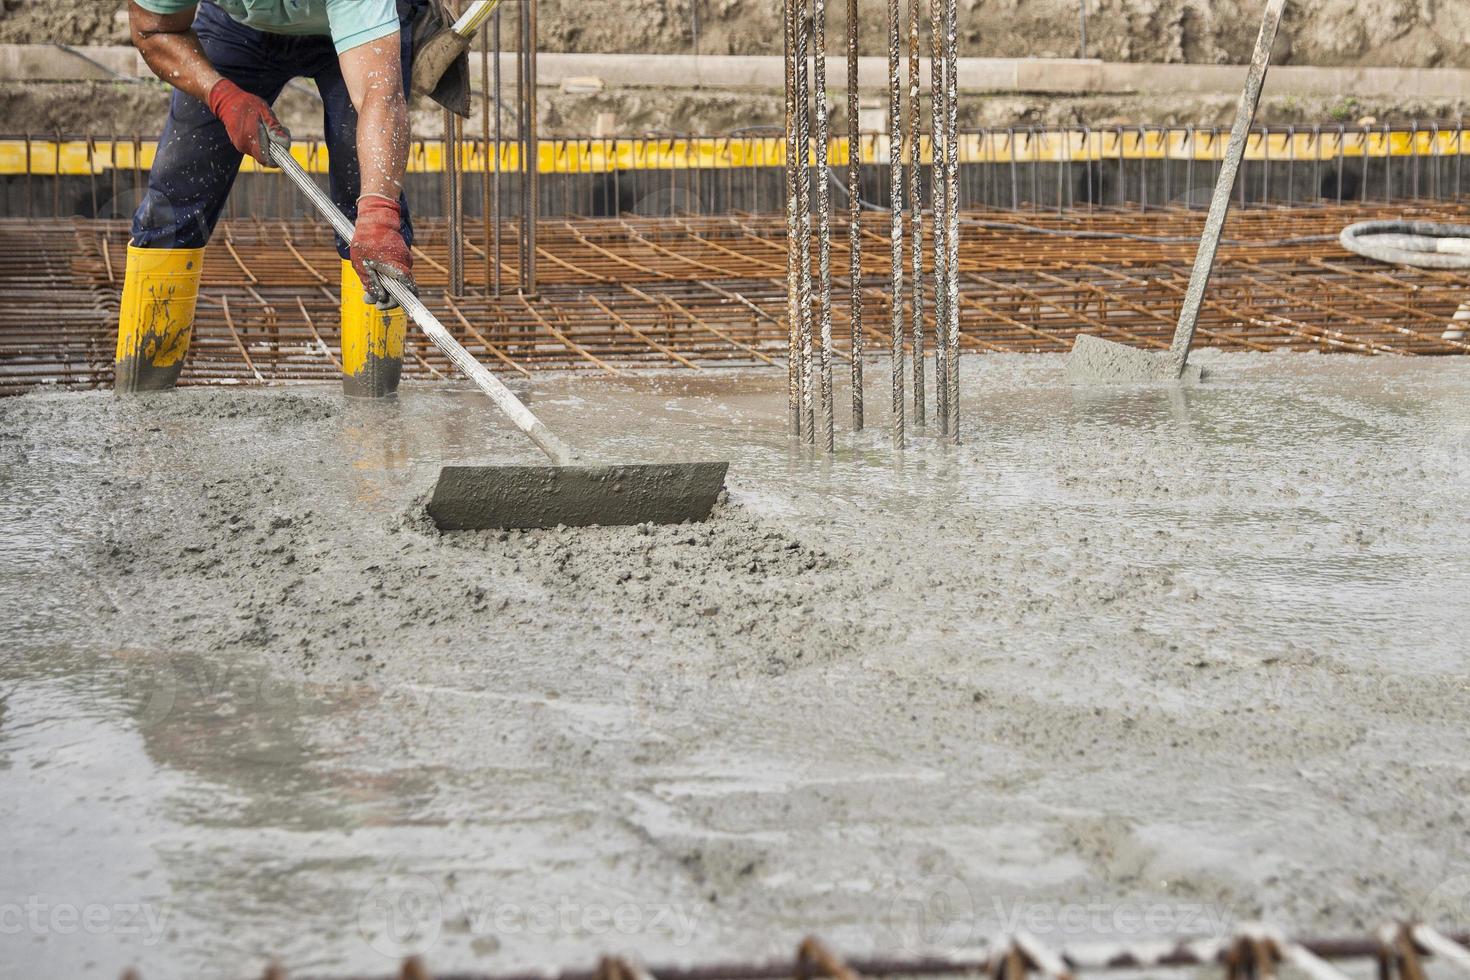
[4,44,1469,100]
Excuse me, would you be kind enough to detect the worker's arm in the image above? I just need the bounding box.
[338,34,415,301]
[127,0,289,164]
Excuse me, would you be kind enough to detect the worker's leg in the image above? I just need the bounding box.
[310,18,417,398]
[117,3,290,393]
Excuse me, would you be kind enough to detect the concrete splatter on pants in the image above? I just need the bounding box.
[130,0,419,259]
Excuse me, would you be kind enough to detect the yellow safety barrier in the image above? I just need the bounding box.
[2,128,1467,176]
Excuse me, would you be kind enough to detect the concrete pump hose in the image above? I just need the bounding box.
[1339,219,1470,270]
[1340,220,1470,340]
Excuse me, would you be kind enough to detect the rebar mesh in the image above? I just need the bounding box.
[3,204,1469,395]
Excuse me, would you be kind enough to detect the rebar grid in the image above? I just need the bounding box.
[4,204,1470,395]
[113,923,1470,980]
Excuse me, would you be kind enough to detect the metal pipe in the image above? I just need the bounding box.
[1168,0,1286,360]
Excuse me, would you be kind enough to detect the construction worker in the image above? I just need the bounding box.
[115,0,422,398]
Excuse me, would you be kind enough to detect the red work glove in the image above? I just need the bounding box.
[206,78,290,166]
[351,195,416,310]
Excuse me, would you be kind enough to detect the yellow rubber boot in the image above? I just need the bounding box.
[114,245,206,393]
[341,260,406,398]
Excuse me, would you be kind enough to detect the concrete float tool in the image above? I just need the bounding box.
[265,134,729,531]
[1065,0,1287,385]
[411,0,502,100]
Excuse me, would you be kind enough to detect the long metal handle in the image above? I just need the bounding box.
[267,138,575,466]
[453,0,502,38]
[1169,0,1286,365]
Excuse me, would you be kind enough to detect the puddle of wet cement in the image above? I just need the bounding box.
[2,352,1469,978]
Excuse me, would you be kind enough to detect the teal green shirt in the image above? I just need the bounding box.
[133,0,400,54]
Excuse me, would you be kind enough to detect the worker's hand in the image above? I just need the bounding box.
[351,195,417,310]
[206,78,290,166]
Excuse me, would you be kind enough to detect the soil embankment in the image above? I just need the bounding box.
[3,0,1467,66]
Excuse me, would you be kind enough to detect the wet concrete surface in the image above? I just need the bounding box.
[2,352,1469,979]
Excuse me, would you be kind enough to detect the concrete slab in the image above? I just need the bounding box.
[2,356,1468,977]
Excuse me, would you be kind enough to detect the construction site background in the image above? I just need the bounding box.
[1,0,1468,136]
[1,0,1467,66]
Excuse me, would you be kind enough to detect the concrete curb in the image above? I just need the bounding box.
[4,44,1469,101]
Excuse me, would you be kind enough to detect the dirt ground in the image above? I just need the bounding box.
[2,0,1464,135]
[3,354,1469,978]
[3,79,1458,138]
[2,0,1468,66]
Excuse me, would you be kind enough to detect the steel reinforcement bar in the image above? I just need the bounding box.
[114,923,1470,980]
[3,203,1470,395]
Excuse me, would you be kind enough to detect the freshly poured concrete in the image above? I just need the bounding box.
[2,352,1469,980]
[1065,334,1205,384]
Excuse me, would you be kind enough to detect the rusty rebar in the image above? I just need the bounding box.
[907,0,925,426]
[795,3,816,443]
[846,0,863,432]
[492,7,503,296]
[813,0,836,451]
[445,0,465,296]
[525,0,540,295]
[516,4,529,290]
[887,0,905,447]
[942,0,960,442]
[9,205,1470,396]
[90,926,1470,980]
[447,111,465,295]
[929,0,949,434]
[784,0,802,438]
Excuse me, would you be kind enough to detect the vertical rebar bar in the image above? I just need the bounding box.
[492,7,503,296]
[785,0,802,438]
[943,0,960,443]
[847,0,863,432]
[516,5,528,288]
[813,0,835,451]
[887,0,905,446]
[929,0,948,435]
[446,0,465,295]
[796,3,816,443]
[480,21,494,293]
[907,0,924,427]
[447,110,466,295]
[525,0,539,294]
